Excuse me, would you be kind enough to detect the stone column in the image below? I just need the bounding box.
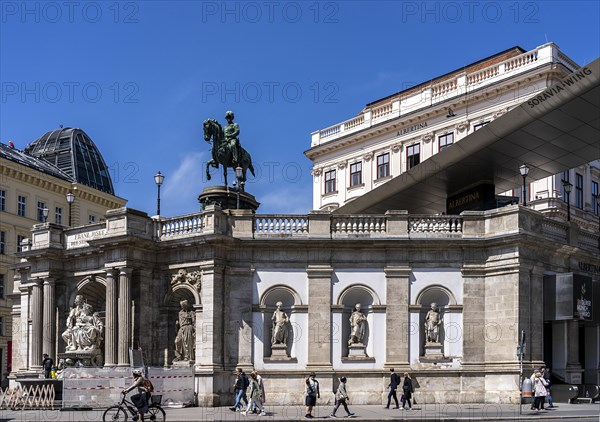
[42,277,56,360]
[196,264,224,368]
[117,268,132,366]
[104,269,118,366]
[224,267,253,367]
[566,319,583,383]
[384,266,411,367]
[31,279,44,368]
[306,265,333,370]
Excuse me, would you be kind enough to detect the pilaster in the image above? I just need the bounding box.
[306,265,333,370]
[30,279,43,368]
[384,266,411,367]
[461,264,487,365]
[196,264,224,369]
[224,267,253,368]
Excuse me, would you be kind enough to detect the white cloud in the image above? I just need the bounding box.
[162,151,207,215]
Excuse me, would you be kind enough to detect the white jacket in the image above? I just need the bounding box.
[533,377,548,397]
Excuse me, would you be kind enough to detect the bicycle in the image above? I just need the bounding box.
[103,393,166,421]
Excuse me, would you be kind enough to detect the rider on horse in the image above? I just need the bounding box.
[224,111,241,166]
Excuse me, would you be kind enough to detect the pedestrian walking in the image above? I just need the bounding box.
[385,368,400,409]
[249,370,266,414]
[229,368,249,411]
[541,367,554,408]
[532,371,548,412]
[400,372,414,410]
[330,376,355,418]
[242,372,266,416]
[304,371,320,418]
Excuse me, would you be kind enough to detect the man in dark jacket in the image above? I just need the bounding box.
[385,368,400,409]
[42,354,53,379]
[229,367,249,411]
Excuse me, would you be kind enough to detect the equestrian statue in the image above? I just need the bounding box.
[204,111,255,189]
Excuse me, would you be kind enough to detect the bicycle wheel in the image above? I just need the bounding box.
[146,404,166,421]
[103,405,128,422]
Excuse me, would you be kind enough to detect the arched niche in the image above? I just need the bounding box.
[337,284,378,356]
[415,285,456,356]
[259,285,301,358]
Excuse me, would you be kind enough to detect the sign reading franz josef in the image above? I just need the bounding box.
[66,228,106,249]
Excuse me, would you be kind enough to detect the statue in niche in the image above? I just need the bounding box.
[174,300,196,362]
[271,301,290,346]
[348,303,368,346]
[62,295,86,351]
[62,295,104,352]
[424,302,442,343]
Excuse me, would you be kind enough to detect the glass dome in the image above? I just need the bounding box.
[27,128,115,195]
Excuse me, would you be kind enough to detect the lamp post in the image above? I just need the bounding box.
[519,164,530,206]
[235,166,243,209]
[519,164,529,206]
[154,171,165,216]
[562,180,572,222]
[66,192,75,226]
[42,207,49,223]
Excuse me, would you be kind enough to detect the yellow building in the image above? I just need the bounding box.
[0,128,126,375]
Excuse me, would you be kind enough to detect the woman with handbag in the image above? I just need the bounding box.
[330,376,355,418]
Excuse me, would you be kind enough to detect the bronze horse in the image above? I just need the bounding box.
[203,119,255,189]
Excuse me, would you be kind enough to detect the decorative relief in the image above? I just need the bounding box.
[391,144,401,153]
[337,161,347,170]
[171,268,202,295]
[455,120,470,132]
[311,167,322,177]
[363,152,373,162]
[422,132,434,143]
[492,108,508,119]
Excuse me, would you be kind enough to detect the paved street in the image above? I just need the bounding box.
[1,403,599,421]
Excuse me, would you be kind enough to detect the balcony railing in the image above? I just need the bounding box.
[311,43,579,147]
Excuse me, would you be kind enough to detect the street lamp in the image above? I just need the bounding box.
[66,192,75,226]
[42,207,49,223]
[154,171,165,216]
[519,164,530,206]
[235,166,243,210]
[562,180,572,222]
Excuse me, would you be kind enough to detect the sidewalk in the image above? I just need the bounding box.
[1,403,599,421]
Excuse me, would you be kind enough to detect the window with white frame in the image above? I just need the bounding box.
[324,170,336,194]
[438,133,454,151]
[17,195,26,217]
[0,190,5,211]
[350,162,362,187]
[407,143,420,170]
[473,121,490,131]
[593,181,599,216]
[88,215,96,223]
[575,173,583,209]
[55,207,63,225]
[0,274,4,299]
[0,232,5,255]
[37,201,46,222]
[376,153,390,179]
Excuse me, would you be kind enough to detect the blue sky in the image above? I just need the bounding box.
[1,1,599,216]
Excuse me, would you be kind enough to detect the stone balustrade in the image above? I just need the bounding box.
[310,43,579,147]
[22,205,599,254]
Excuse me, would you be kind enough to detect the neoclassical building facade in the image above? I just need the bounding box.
[8,45,600,405]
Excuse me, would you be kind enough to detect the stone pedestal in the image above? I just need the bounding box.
[348,344,367,358]
[172,360,194,367]
[269,344,291,360]
[59,349,103,367]
[420,342,450,363]
[198,186,260,211]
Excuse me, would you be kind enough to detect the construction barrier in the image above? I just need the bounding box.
[0,385,55,410]
[62,366,131,408]
[148,366,195,407]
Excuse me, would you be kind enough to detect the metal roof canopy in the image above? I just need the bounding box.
[335,58,600,215]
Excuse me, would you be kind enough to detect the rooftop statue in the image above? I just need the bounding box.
[204,111,255,188]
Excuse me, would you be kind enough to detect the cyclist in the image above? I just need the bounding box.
[122,369,150,420]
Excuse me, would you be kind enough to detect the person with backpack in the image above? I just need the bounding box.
[241,371,267,416]
[304,372,320,419]
[330,376,355,418]
[42,353,54,379]
[229,367,249,411]
[385,368,400,409]
[122,369,152,420]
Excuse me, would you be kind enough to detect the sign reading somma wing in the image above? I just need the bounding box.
[66,227,107,249]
